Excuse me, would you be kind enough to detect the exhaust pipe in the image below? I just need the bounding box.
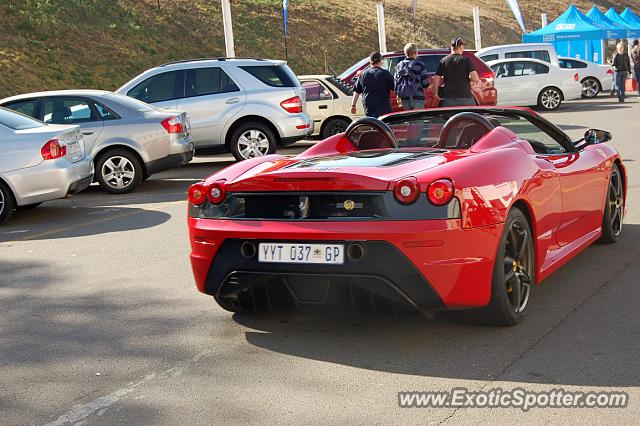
[347,242,366,262]
[240,241,257,259]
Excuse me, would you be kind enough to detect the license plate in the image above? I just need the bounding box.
[258,243,344,265]
[67,142,80,155]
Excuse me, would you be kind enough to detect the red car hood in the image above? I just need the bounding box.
[222,149,460,192]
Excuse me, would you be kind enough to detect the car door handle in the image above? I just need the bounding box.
[319,105,328,109]
[225,97,240,104]
[82,130,95,135]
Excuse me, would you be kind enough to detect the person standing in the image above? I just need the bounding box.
[394,43,429,110]
[351,52,395,118]
[631,39,640,98]
[612,42,631,103]
[432,38,479,107]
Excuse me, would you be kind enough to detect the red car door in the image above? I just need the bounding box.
[547,150,608,246]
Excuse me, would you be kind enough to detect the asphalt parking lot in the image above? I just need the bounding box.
[1,96,639,425]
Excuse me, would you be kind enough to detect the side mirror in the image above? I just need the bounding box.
[584,129,612,145]
[575,128,612,150]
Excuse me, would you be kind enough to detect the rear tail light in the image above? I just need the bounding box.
[427,179,454,206]
[188,181,227,205]
[393,177,420,205]
[161,116,184,134]
[480,69,495,83]
[573,73,579,82]
[41,139,66,160]
[188,183,208,206]
[207,182,226,204]
[280,96,303,114]
[607,69,614,75]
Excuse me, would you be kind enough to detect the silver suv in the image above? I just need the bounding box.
[116,58,312,161]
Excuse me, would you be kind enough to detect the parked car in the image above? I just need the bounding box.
[486,58,582,110]
[299,75,362,138]
[337,49,497,109]
[116,58,313,161]
[0,91,194,194]
[558,57,614,98]
[0,107,94,224]
[187,107,624,325]
[476,43,560,67]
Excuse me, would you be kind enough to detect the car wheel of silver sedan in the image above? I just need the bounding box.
[96,149,143,194]
[581,77,601,98]
[230,122,277,161]
[537,87,562,111]
[0,180,16,225]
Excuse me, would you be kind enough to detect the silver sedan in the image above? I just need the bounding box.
[0,107,94,224]
[0,90,194,194]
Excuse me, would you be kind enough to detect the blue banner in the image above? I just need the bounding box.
[506,0,526,32]
[283,0,288,35]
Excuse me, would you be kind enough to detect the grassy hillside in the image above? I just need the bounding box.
[0,0,636,98]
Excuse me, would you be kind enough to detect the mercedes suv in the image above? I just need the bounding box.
[117,58,313,161]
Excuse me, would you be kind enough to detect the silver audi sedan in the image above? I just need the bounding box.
[0,90,194,194]
[0,107,94,224]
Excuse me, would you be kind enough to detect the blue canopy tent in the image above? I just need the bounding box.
[523,5,607,62]
[585,6,627,63]
[605,8,640,39]
[620,8,640,30]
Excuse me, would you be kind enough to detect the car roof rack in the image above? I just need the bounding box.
[158,57,267,67]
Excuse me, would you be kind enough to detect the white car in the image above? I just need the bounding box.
[299,75,362,138]
[486,58,583,110]
[0,107,94,224]
[558,57,614,98]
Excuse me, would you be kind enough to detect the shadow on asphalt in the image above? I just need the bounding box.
[0,206,171,241]
[231,225,640,387]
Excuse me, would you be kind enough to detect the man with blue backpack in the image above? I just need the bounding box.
[394,43,430,111]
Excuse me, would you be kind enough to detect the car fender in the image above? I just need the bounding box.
[90,137,149,164]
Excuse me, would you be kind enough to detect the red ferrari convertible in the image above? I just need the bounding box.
[188,107,625,325]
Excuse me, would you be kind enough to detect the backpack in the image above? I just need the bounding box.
[395,59,421,99]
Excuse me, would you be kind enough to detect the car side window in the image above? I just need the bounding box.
[3,99,39,118]
[302,81,332,102]
[511,61,537,76]
[185,67,239,98]
[491,63,510,78]
[497,116,566,154]
[94,102,120,120]
[570,60,587,69]
[480,54,499,62]
[128,71,178,103]
[535,63,549,74]
[43,98,96,124]
[505,50,550,63]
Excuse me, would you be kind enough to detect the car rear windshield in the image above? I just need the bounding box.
[0,107,44,130]
[337,58,369,81]
[239,65,300,87]
[103,93,156,113]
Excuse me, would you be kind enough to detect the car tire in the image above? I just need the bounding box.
[321,117,351,139]
[0,180,16,225]
[230,122,277,161]
[581,77,601,98]
[95,149,143,194]
[537,87,562,111]
[479,207,534,326]
[598,164,624,244]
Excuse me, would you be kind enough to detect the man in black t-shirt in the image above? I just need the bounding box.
[351,52,395,118]
[432,38,479,107]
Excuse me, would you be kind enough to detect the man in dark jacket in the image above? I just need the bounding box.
[631,39,640,97]
[394,43,429,110]
[432,37,479,106]
[612,42,631,103]
[351,52,395,118]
